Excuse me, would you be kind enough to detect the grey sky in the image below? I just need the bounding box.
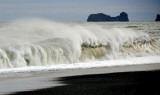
[0,0,160,22]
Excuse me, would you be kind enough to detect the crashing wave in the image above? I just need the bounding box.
[0,19,160,68]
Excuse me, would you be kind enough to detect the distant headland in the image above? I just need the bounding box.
[155,14,160,21]
[87,12,129,22]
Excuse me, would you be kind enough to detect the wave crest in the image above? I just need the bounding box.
[0,19,159,68]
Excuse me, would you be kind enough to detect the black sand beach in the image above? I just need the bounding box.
[4,63,159,95]
[9,70,160,95]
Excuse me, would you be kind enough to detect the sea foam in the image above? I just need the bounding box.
[0,19,159,68]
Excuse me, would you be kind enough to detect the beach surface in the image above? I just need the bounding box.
[0,62,160,95]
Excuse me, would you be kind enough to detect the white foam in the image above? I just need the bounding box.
[0,19,156,68]
[0,56,159,77]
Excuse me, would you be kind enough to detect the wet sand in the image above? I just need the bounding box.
[0,63,160,95]
[11,70,160,95]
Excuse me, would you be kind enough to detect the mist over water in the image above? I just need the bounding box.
[0,19,160,68]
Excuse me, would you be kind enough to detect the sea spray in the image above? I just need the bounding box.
[0,19,159,68]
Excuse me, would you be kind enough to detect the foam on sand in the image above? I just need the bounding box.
[0,56,160,77]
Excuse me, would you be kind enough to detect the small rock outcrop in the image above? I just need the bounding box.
[87,12,129,22]
[155,14,160,21]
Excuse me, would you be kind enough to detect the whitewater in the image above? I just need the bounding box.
[0,19,160,74]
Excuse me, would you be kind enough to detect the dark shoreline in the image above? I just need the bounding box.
[10,70,160,95]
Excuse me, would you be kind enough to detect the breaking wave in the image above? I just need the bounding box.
[0,19,160,68]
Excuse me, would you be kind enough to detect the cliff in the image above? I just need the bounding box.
[155,14,160,21]
[87,12,129,22]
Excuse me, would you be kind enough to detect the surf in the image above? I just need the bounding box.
[0,19,160,68]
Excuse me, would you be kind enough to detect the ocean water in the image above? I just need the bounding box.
[0,19,160,70]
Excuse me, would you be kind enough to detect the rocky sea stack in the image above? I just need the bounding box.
[155,14,160,21]
[87,12,129,22]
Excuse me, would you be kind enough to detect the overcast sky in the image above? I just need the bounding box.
[0,0,160,22]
